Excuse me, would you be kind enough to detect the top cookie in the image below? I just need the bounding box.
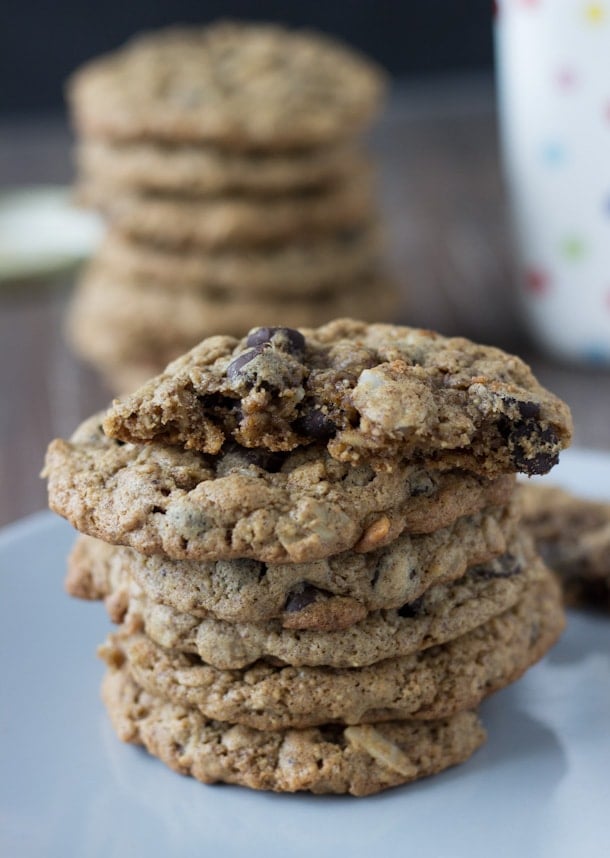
[67,22,386,149]
[104,319,573,477]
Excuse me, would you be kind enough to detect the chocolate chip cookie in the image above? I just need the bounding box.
[102,666,485,795]
[107,538,542,669]
[76,139,369,196]
[103,319,573,476]
[100,567,563,729]
[67,22,386,149]
[96,226,382,298]
[66,268,398,370]
[79,172,374,249]
[44,415,514,563]
[521,482,610,611]
[67,499,519,629]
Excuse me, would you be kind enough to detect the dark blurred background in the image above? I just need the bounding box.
[0,0,494,114]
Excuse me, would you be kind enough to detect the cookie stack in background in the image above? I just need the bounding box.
[65,22,398,394]
[44,320,573,795]
[520,483,610,612]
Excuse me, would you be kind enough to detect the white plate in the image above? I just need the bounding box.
[1,448,609,858]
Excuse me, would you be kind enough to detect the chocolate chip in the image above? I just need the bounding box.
[517,400,541,420]
[498,413,560,476]
[246,326,306,355]
[226,346,265,381]
[239,447,287,473]
[197,392,232,409]
[284,584,321,613]
[398,596,424,618]
[410,473,436,497]
[294,409,337,440]
[318,724,346,745]
[473,553,522,580]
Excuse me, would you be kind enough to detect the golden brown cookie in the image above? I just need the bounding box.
[78,172,374,249]
[67,22,386,149]
[521,482,610,611]
[102,666,486,795]
[44,415,515,563]
[76,138,369,196]
[66,499,519,629]
[99,568,563,729]
[95,225,382,297]
[66,268,398,370]
[102,538,543,670]
[104,319,573,476]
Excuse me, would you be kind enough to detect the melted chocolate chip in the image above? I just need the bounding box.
[240,447,287,473]
[318,724,346,745]
[284,584,322,613]
[517,400,541,420]
[398,596,424,618]
[293,409,337,440]
[226,345,265,381]
[498,413,559,477]
[197,392,233,409]
[246,326,306,355]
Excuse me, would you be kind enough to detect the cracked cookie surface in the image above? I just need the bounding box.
[103,319,572,476]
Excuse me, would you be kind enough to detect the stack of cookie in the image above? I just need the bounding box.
[44,319,573,795]
[65,23,396,393]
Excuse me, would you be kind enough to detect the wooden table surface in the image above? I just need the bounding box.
[1,76,609,529]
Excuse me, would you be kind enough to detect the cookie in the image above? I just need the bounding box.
[102,666,485,796]
[99,569,563,729]
[76,138,369,196]
[107,540,542,669]
[103,319,573,476]
[521,482,610,611]
[67,499,519,629]
[66,268,398,368]
[67,23,386,149]
[44,415,515,563]
[96,226,382,297]
[78,172,374,249]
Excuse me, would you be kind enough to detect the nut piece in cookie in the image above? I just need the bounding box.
[103,318,572,477]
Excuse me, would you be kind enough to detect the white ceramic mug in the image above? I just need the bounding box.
[495,0,610,365]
